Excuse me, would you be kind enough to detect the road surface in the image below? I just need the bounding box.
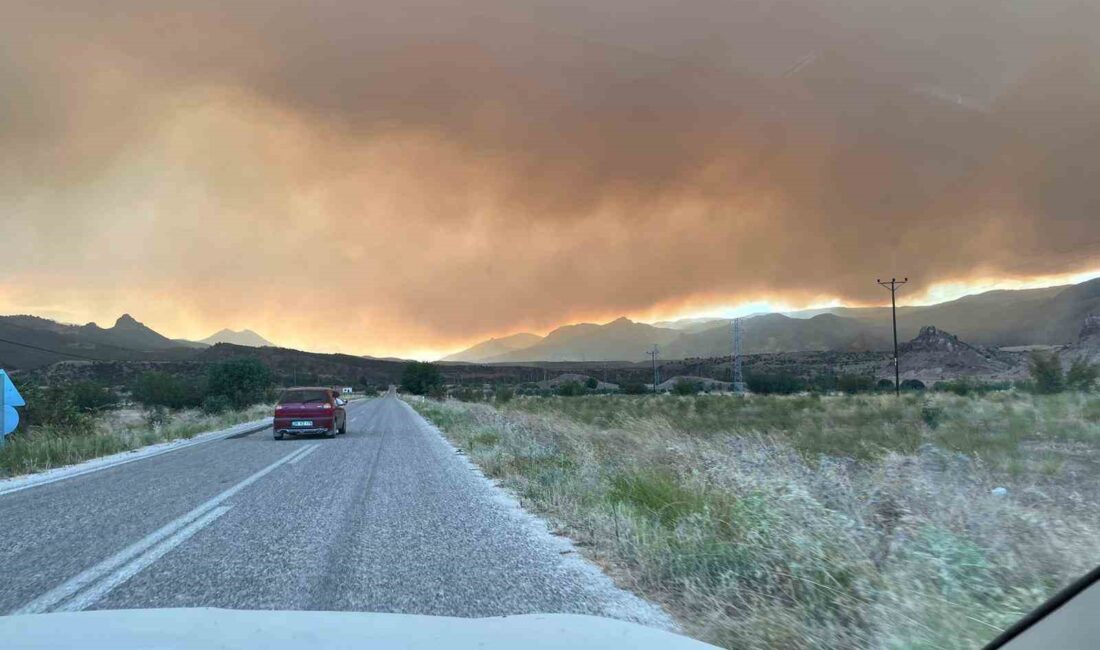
[0,395,671,627]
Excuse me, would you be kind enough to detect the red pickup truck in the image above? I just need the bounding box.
[273,387,347,439]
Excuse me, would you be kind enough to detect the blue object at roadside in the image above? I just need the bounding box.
[1,369,25,438]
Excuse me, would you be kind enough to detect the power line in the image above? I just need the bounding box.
[731,318,746,393]
[877,277,908,397]
[646,345,660,393]
[0,336,108,362]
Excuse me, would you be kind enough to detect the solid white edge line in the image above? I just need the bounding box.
[56,506,233,612]
[0,419,273,497]
[12,445,309,615]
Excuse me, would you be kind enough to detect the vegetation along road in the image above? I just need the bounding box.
[0,394,672,628]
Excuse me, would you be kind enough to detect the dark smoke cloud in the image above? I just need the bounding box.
[1,0,1099,355]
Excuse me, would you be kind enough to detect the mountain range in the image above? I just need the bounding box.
[2,277,1098,370]
[442,278,1100,363]
[0,314,277,369]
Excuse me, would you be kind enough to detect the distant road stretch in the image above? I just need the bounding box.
[0,395,671,628]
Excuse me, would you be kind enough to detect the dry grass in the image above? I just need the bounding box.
[409,392,1099,649]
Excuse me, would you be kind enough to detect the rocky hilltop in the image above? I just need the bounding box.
[890,326,1022,383]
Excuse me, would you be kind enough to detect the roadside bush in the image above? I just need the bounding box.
[69,381,119,413]
[621,382,649,395]
[400,361,443,395]
[17,384,95,435]
[556,380,584,397]
[450,387,484,402]
[673,380,702,396]
[584,377,598,390]
[837,374,875,394]
[131,371,203,410]
[746,371,805,395]
[876,378,895,391]
[1029,351,1064,394]
[143,406,171,429]
[1066,359,1099,392]
[494,386,515,403]
[901,379,926,391]
[206,358,273,409]
[201,394,232,415]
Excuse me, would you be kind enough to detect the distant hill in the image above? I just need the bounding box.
[793,280,1100,346]
[200,328,275,348]
[483,317,681,362]
[0,314,198,369]
[443,278,1100,362]
[664,313,891,358]
[441,332,542,362]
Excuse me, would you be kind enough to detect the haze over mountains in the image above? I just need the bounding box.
[200,329,275,348]
[443,278,1100,363]
[1,278,1098,370]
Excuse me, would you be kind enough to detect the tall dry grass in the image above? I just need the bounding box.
[411,392,1099,649]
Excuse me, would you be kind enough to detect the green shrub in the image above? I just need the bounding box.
[1066,359,1098,392]
[201,394,231,415]
[17,384,96,435]
[673,380,702,395]
[69,381,119,413]
[131,372,203,410]
[556,381,584,397]
[494,386,515,403]
[901,379,926,391]
[1029,351,1065,394]
[622,382,649,395]
[584,377,598,389]
[747,371,805,394]
[400,361,443,395]
[837,374,875,394]
[207,358,272,409]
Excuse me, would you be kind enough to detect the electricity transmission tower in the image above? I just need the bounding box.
[731,318,746,393]
[646,345,660,393]
[877,277,908,396]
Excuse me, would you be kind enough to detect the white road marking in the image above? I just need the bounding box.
[289,444,320,464]
[55,506,232,612]
[14,446,310,614]
[0,420,272,497]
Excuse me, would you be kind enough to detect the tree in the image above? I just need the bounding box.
[400,361,443,395]
[70,381,119,412]
[1066,359,1098,392]
[584,377,598,390]
[746,371,805,395]
[673,380,702,395]
[837,374,875,394]
[132,371,203,410]
[621,382,648,395]
[207,358,273,408]
[556,380,584,396]
[900,379,926,391]
[1029,351,1064,394]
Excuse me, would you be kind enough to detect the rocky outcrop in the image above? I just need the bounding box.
[889,326,1020,382]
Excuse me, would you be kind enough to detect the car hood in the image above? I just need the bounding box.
[0,608,717,649]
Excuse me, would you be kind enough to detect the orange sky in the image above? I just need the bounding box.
[2,1,1099,360]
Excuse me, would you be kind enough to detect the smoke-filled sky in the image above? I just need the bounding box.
[2,1,1099,358]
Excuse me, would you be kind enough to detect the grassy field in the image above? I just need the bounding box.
[0,404,272,479]
[409,392,1100,649]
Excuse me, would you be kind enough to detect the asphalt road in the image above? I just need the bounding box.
[0,395,671,628]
